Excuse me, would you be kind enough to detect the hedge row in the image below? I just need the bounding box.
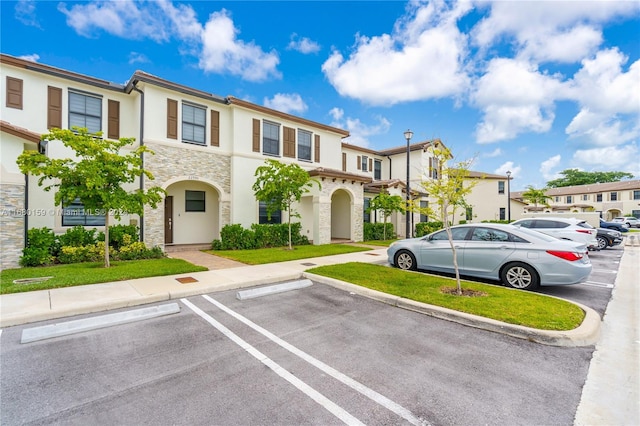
[212,223,310,250]
[21,225,163,267]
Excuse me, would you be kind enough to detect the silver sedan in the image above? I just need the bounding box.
[387,223,592,290]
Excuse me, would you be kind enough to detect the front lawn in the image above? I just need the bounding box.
[307,262,585,331]
[205,244,371,264]
[1,258,207,295]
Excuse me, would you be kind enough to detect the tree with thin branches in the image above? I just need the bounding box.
[17,127,164,267]
[252,159,320,250]
[418,145,477,295]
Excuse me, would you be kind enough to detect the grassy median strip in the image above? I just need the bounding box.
[307,262,585,331]
[1,258,207,295]
[205,244,371,264]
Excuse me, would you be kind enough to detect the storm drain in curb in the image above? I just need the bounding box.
[176,276,198,284]
[301,262,317,266]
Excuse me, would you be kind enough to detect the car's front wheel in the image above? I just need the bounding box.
[394,250,417,271]
[596,236,609,250]
[500,262,539,290]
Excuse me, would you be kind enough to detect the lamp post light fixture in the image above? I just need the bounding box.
[506,170,512,222]
[404,129,414,238]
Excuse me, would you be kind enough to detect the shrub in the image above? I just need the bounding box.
[363,222,394,241]
[212,223,309,250]
[415,221,443,237]
[212,224,257,250]
[20,228,57,266]
[57,243,104,264]
[97,224,139,250]
[57,226,97,249]
[114,242,164,260]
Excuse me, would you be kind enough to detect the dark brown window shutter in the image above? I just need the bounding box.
[369,158,373,171]
[47,86,62,129]
[211,110,220,147]
[107,99,120,139]
[357,156,361,170]
[283,126,295,158]
[252,119,261,152]
[342,153,347,171]
[167,99,178,139]
[6,77,23,109]
[429,157,433,177]
[314,135,320,162]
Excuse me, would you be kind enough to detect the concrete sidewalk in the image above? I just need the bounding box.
[1,241,638,424]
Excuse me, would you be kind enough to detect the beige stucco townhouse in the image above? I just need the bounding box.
[1,53,517,269]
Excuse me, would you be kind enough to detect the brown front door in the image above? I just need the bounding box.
[164,196,173,244]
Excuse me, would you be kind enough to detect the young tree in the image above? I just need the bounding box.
[17,127,165,267]
[418,145,477,295]
[521,185,551,209]
[366,188,405,240]
[252,159,320,250]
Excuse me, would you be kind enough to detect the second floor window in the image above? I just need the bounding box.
[610,192,618,201]
[182,104,206,145]
[69,91,101,133]
[498,181,505,194]
[298,129,312,161]
[634,190,640,200]
[263,121,280,155]
[374,160,382,180]
[361,155,368,172]
[596,193,603,202]
[566,195,573,203]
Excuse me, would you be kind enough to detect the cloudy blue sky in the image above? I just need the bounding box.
[2,0,639,190]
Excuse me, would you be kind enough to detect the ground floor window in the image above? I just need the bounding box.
[499,207,506,220]
[185,190,205,212]
[363,198,371,223]
[259,201,281,224]
[465,207,473,221]
[62,198,105,226]
[420,200,428,222]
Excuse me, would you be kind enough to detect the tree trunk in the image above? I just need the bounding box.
[104,213,110,268]
[287,202,293,250]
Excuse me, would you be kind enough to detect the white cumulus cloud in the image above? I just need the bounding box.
[263,93,308,115]
[540,155,562,181]
[330,108,391,148]
[287,33,321,54]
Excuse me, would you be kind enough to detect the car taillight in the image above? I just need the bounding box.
[547,250,584,261]
[576,229,594,234]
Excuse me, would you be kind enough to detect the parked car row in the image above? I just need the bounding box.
[599,218,629,233]
[387,216,628,291]
[612,216,640,228]
[387,223,592,291]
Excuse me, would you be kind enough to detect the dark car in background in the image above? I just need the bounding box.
[599,218,629,233]
[596,228,623,250]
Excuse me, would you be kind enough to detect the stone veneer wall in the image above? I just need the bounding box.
[142,143,231,249]
[315,179,365,245]
[1,183,26,270]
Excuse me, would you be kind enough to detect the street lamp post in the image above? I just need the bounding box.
[506,170,512,222]
[404,129,413,238]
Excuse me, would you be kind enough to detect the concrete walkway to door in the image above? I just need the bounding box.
[167,250,245,270]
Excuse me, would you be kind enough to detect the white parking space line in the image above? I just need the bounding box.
[180,298,365,426]
[582,281,615,288]
[202,294,427,426]
[591,269,618,274]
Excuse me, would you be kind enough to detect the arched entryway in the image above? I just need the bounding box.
[331,189,352,241]
[164,180,221,246]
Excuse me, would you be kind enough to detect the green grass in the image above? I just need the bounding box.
[204,244,371,264]
[1,258,207,295]
[362,239,397,247]
[307,262,585,331]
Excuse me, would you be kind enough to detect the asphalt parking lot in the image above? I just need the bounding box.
[2,251,623,426]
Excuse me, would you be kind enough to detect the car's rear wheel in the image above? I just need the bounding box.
[394,250,417,271]
[596,236,609,250]
[500,262,539,290]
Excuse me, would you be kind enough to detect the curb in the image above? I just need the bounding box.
[304,272,601,347]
